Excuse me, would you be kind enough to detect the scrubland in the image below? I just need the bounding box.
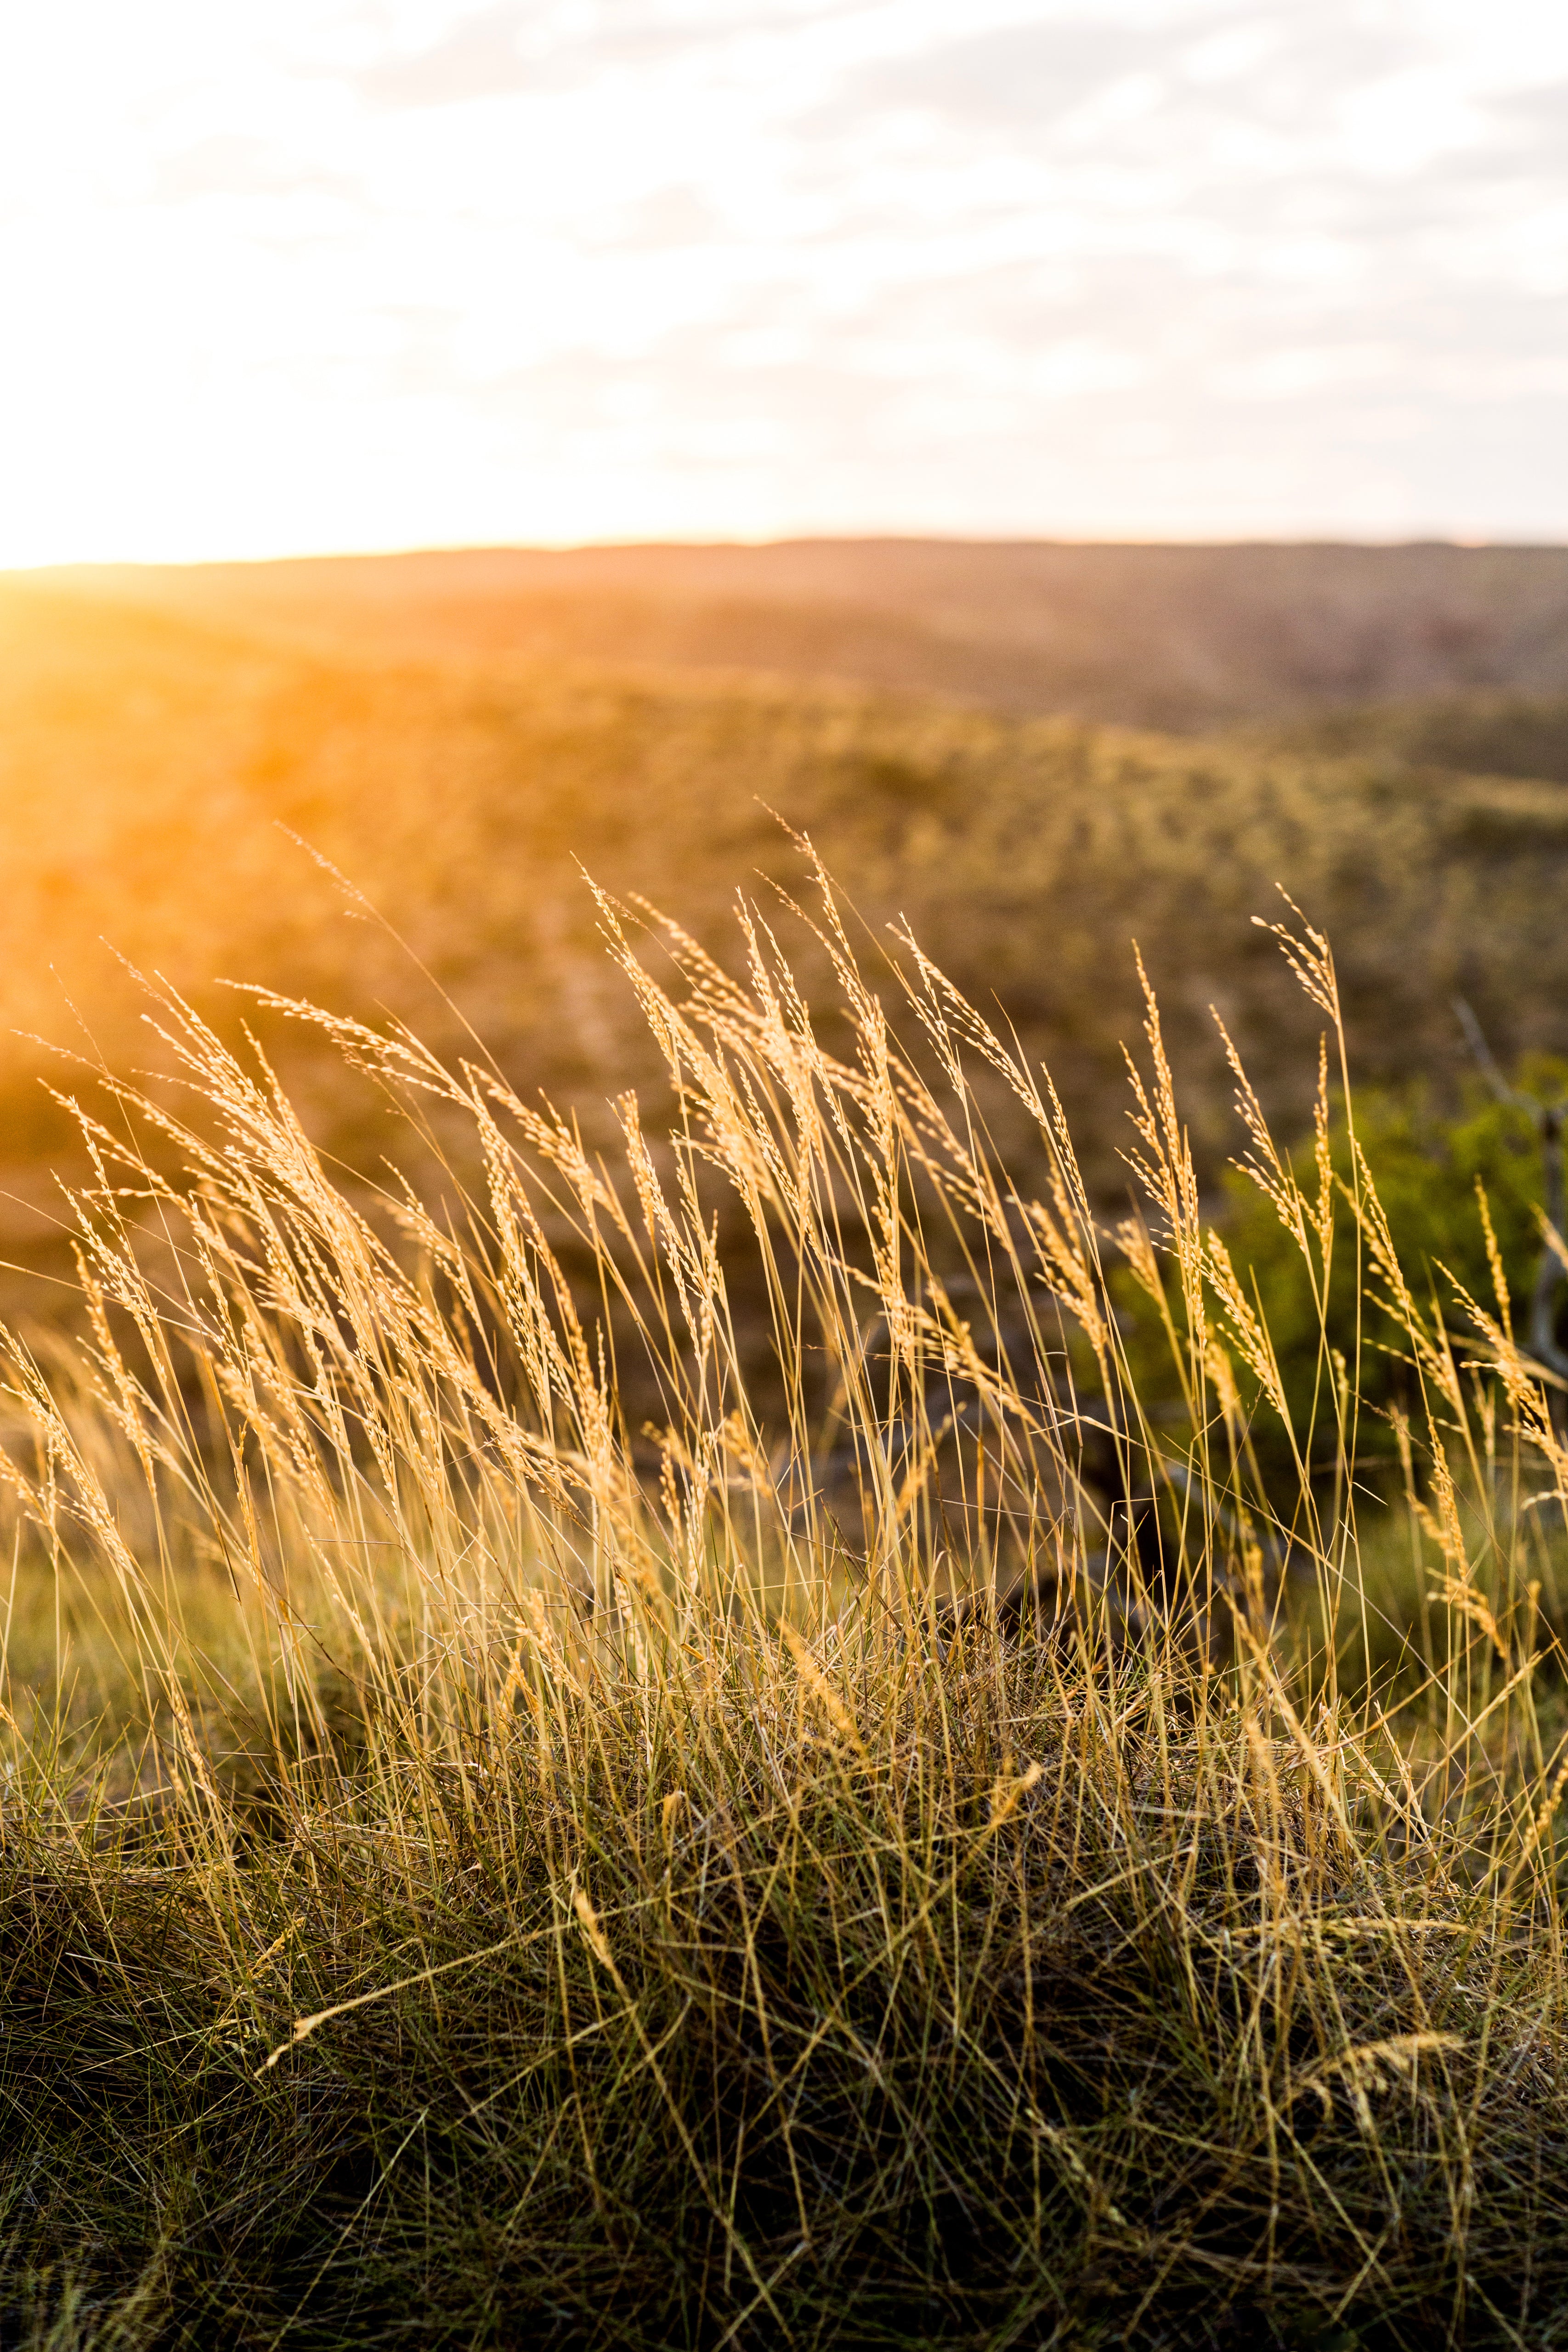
[2,846,1568,2350]
[5,570,1568,1296]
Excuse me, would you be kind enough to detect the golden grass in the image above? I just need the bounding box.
[8,572,1568,1315]
[1,859,1567,2347]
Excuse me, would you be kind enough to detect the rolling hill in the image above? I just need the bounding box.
[46,537,1568,731]
[2,558,1568,1327]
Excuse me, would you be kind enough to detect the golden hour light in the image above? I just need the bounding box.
[2,0,1568,560]
[7,7,1568,2346]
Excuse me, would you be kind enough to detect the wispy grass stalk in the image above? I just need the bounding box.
[1,859,1566,2348]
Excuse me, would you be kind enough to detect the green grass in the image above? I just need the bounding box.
[3,864,1568,2347]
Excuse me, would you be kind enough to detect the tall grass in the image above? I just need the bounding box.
[2,858,1568,2348]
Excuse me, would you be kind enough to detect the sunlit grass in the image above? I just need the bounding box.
[3,862,1568,2347]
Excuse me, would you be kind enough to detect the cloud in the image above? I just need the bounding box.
[6,0,1568,558]
[596,185,725,251]
[848,19,1183,133]
[837,6,1413,143]
[150,136,352,203]
[357,7,534,107]
[352,1,788,110]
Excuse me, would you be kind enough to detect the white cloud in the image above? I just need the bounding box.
[0,0,1565,559]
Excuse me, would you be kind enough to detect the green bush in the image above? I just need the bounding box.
[1216,1063,1568,1462]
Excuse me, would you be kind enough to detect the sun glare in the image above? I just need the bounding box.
[9,13,1568,2348]
[2,0,1568,562]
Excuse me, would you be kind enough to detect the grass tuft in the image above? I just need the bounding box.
[2,858,1568,2347]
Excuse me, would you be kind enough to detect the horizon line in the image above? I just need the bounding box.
[12,528,1568,576]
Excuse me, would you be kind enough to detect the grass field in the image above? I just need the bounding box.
[4,566,1568,1311]
[4,852,1568,2348]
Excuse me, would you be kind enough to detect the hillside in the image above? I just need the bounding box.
[47,537,1568,731]
[2,568,1568,1320]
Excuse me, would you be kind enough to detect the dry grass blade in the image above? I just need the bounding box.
[0,865,1564,2349]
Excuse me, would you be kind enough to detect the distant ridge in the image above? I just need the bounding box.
[40,537,1568,729]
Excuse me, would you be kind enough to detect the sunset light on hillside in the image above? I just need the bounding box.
[13,7,1568,2344]
[4,0,1568,561]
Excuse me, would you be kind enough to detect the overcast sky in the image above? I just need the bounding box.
[3,0,1567,561]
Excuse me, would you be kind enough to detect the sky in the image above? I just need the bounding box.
[2,0,1567,562]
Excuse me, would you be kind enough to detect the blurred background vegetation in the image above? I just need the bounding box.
[5,541,1568,1419]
